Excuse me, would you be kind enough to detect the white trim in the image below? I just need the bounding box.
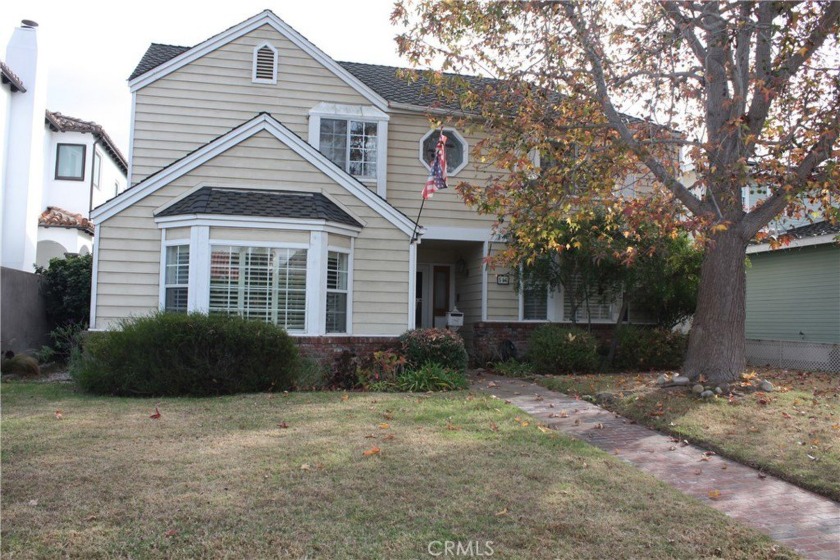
[158,229,167,309]
[251,42,278,84]
[155,215,362,238]
[419,127,469,176]
[481,241,488,322]
[308,102,389,121]
[376,121,388,198]
[209,239,309,250]
[128,10,389,111]
[408,242,417,329]
[187,227,202,311]
[307,231,326,335]
[193,226,210,313]
[92,114,415,236]
[89,224,101,328]
[347,238,355,335]
[747,233,838,253]
[421,226,493,241]
[127,92,136,187]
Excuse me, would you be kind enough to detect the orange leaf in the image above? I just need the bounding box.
[383,434,395,441]
[54,410,63,420]
[363,446,381,457]
[378,423,390,430]
[489,421,499,432]
[341,393,349,402]
[708,490,721,500]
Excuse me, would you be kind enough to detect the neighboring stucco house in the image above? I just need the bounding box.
[745,221,840,371]
[90,10,658,359]
[1,20,128,273]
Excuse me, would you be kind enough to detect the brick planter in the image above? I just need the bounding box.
[294,336,399,366]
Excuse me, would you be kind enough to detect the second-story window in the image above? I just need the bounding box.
[92,151,102,189]
[319,118,378,179]
[55,144,86,181]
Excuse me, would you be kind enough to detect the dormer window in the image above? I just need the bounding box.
[252,43,278,84]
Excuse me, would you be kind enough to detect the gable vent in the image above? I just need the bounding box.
[252,44,277,84]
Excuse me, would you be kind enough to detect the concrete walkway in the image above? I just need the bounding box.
[472,374,840,560]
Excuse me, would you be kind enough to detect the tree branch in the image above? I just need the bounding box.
[659,2,708,65]
[561,1,708,218]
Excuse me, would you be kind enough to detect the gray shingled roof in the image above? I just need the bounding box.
[129,43,190,81]
[156,187,362,227]
[128,44,494,111]
[783,220,840,239]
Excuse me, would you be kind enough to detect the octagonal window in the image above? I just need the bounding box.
[420,128,468,175]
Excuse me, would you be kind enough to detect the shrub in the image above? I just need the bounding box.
[35,254,92,326]
[36,322,87,365]
[71,312,300,396]
[491,359,534,378]
[1,354,40,377]
[528,325,598,373]
[357,349,406,388]
[398,328,468,373]
[294,358,329,391]
[395,362,468,392]
[328,350,360,390]
[613,326,687,371]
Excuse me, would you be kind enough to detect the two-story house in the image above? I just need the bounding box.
[90,10,647,360]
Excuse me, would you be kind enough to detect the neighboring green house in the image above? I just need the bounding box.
[745,221,840,371]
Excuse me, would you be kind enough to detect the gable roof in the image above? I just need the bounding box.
[156,186,362,228]
[748,219,840,254]
[90,112,416,236]
[126,10,387,111]
[45,110,128,174]
[783,220,840,239]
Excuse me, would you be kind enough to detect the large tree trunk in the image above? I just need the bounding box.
[682,230,748,384]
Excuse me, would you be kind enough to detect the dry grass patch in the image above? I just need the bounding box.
[1,382,795,559]
[537,368,840,500]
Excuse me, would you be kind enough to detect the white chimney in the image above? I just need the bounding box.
[2,20,47,272]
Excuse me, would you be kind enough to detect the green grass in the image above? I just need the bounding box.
[536,368,840,501]
[1,381,795,559]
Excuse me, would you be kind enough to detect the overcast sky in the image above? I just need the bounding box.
[2,0,409,153]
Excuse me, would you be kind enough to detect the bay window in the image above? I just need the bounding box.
[326,251,349,333]
[209,245,308,332]
[164,245,189,312]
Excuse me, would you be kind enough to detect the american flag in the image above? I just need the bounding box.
[422,131,448,200]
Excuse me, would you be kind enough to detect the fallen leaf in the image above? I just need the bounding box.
[85,515,97,522]
[504,399,512,404]
[341,393,349,402]
[708,490,721,500]
[378,423,390,430]
[446,420,460,431]
[574,418,580,426]
[382,412,394,420]
[27,499,38,507]
[758,472,767,479]
[54,410,63,420]
[364,434,377,439]
[495,508,508,516]
[300,464,311,471]
[782,412,792,419]
[277,421,289,429]
[363,446,381,457]
[487,381,498,388]
[537,425,551,434]
[721,464,728,470]
[489,422,499,432]
[668,446,677,451]
[165,529,178,537]
[149,406,161,419]
[594,423,604,429]
[382,434,395,441]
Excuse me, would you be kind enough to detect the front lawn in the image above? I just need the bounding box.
[1,382,793,559]
[536,368,840,500]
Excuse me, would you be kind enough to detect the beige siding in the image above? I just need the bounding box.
[165,227,191,240]
[485,243,519,321]
[327,234,352,249]
[96,131,409,335]
[386,112,497,230]
[456,243,485,345]
[132,24,370,185]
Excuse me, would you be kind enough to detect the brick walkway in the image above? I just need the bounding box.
[472,374,840,560]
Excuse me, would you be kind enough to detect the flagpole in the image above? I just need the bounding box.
[411,197,426,244]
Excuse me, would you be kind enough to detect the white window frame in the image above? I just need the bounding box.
[157,221,356,336]
[252,42,278,84]
[92,150,102,190]
[419,127,469,176]
[518,282,619,324]
[325,247,352,334]
[308,103,389,197]
[159,234,190,313]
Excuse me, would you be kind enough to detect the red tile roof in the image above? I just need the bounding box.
[38,206,94,235]
[45,110,127,174]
